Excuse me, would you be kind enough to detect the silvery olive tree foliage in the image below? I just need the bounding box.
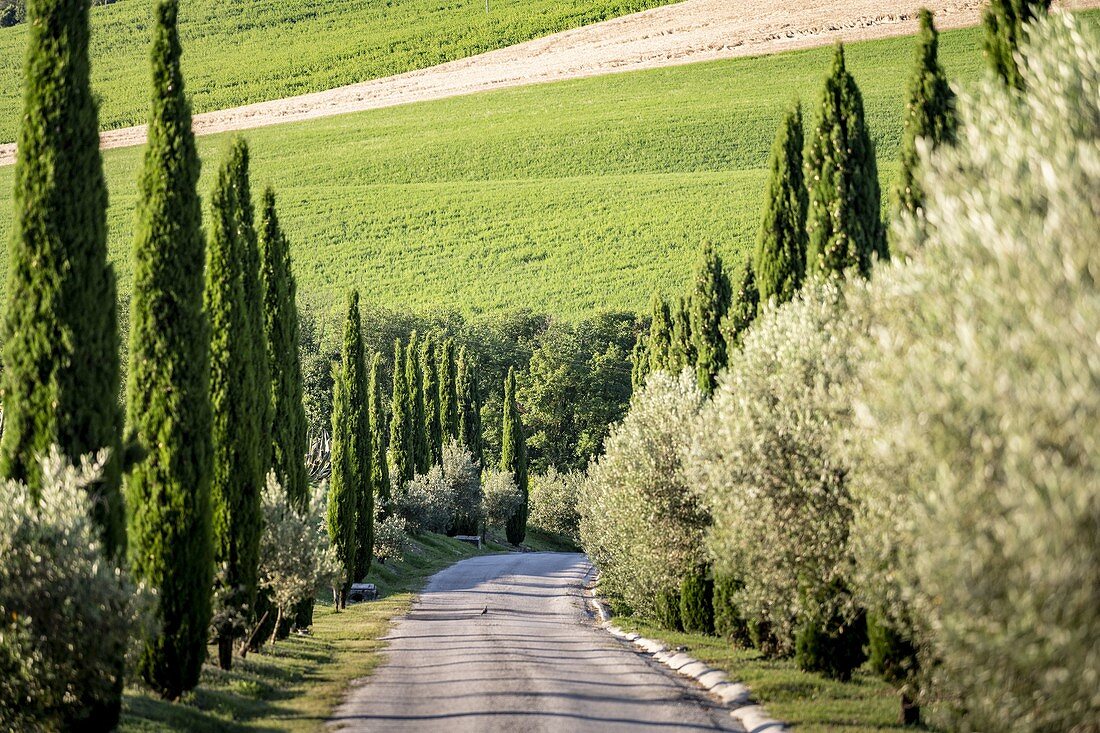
[373,514,411,563]
[529,466,583,544]
[847,14,1100,731]
[480,469,523,530]
[578,372,706,619]
[395,440,481,534]
[0,448,152,731]
[687,283,863,655]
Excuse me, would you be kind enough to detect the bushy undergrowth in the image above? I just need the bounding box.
[528,467,582,543]
[846,14,1100,730]
[396,440,481,535]
[578,372,705,621]
[481,468,523,532]
[0,448,150,732]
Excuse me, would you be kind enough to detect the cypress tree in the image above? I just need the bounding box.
[755,103,807,307]
[407,332,429,474]
[338,294,371,585]
[440,338,460,440]
[895,10,957,219]
[205,139,265,670]
[724,264,760,352]
[125,0,212,701]
[422,338,442,465]
[983,0,1049,89]
[690,244,732,395]
[259,187,309,510]
[647,294,673,373]
[0,0,125,558]
[630,333,649,392]
[369,353,391,520]
[680,569,715,635]
[502,368,528,545]
[456,345,483,467]
[327,365,353,608]
[669,296,695,372]
[389,339,414,486]
[805,45,886,279]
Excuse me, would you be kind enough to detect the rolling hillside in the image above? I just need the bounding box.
[1,17,1093,318]
[0,0,675,143]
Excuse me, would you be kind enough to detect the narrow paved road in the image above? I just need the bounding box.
[329,552,739,732]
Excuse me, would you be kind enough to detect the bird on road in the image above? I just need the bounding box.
[481,605,488,615]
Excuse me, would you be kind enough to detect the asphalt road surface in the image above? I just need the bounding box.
[329,552,741,732]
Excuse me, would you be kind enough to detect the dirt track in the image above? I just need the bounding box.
[1,0,1096,166]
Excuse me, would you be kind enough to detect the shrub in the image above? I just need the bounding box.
[374,514,411,563]
[712,574,749,644]
[688,283,863,658]
[793,581,866,681]
[528,466,582,543]
[578,372,706,624]
[257,473,321,643]
[396,440,481,535]
[0,448,150,731]
[481,469,523,531]
[679,569,714,635]
[443,439,482,535]
[847,13,1100,730]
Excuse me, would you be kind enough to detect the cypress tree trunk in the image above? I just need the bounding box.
[502,368,528,545]
[408,332,429,474]
[259,187,309,510]
[125,0,213,701]
[369,353,391,520]
[689,244,732,395]
[755,103,807,307]
[0,0,125,558]
[983,0,1050,89]
[895,10,957,219]
[422,339,442,465]
[389,339,414,486]
[338,294,371,585]
[440,338,460,439]
[205,139,266,670]
[456,346,483,467]
[805,45,886,279]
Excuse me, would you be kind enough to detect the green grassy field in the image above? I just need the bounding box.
[0,0,674,144]
[4,19,1094,319]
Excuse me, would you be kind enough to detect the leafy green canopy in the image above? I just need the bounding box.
[124,0,212,700]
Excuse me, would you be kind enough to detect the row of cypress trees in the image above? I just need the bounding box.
[0,0,310,708]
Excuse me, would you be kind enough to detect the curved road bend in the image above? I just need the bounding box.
[329,552,740,732]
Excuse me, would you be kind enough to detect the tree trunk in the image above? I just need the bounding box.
[239,610,270,659]
[900,693,920,726]
[217,636,233,670]
[269,608,284,647]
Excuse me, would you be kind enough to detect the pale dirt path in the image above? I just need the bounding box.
[1,0,1096,167]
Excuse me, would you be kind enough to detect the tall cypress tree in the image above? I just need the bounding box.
[983,0,1049,89]
[407,332,429,474]
[755,103,807,307]
[339,294,371,585]
[0,0,124,558]
[259,187,308,510]
[631,333,650,392]
[669,296,695,372]
[502,368,528,546]
[327,365,353,608]
[422,338,442,465]
[205,139,265,670]
[125,0,212,702]
[690,244,732,395]
[456,345,483,467]
[805,45,886,279]
[440,338,460,439]
[647,294,674,374]
[389,339,414,486]
[895,10,957,218]
[368,353,391,520]
[724,263,760,352]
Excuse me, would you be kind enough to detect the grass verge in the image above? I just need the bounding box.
[612,617,930,733]
[118,532,511,732]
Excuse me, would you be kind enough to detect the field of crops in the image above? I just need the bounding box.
[0,0,675,143]
[0,21,1042,318]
